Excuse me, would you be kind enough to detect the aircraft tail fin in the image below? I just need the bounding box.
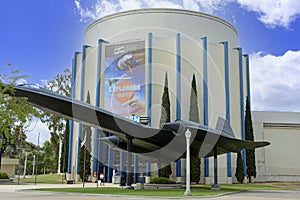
[215,117,236,138]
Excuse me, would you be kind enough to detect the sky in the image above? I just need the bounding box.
[1,0,300,145]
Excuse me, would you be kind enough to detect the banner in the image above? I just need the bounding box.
[104,41,145,116]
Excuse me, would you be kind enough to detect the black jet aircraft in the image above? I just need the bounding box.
[9,84,270,187]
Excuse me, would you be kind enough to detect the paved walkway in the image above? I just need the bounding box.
[0,183,299,200]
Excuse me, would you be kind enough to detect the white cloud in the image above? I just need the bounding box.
[73,0,233,21]
[250,50,300,111]
[237,0,300,28]
[74,0,300,28]
[119,0,143,10]
[186,0,234,14]
[16,78,28,85]
[25,118,50,146]
[74,0,120,21]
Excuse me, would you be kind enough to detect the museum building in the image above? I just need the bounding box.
[67,8,256,184]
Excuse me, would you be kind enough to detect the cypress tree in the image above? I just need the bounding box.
[189,74,201,183]
[79,91,92,181]
[60,121,69,173]
[158,72,172,178]
[159,72,171,128]
[235,151,245,183]
[245,96,256,182]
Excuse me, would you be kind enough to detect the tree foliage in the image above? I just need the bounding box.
[78,92,92,181]
[42,140,57,173]
[0,70,38,169]
[245,96,256,181]
[235,151,245,183]
[40,68,71,173]
[158,72,172,178]
[189,74,201,183]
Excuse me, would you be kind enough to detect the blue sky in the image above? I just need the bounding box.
[1,0,300,145]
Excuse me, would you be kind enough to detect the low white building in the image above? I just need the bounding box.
[253,111,300,182]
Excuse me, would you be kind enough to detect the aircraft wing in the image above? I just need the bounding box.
[11,85,270,161]
[163,120,270,158]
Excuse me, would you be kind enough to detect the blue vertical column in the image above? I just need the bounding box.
[220,41,232,177]
[146,32,153,178]
[201,36,209,178]
[176,33,181,180]
[134,155,138,183]
[119,151,126,185]
[94,39,105,177]
[107,147,114,183]
[99,133,104,175]
[244,54,251,106]
[67,52,78,174]
[76,45,88,174]
[235,47,247,176]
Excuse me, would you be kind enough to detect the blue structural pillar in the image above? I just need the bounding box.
[201,36,209,178]
[94,39,105,180]
[67,52,79,174]
[220,41,232,178]
[235,48,247,176]
[147,32,153,126]
[107,147,114,183]
[99,136,104,175]
[176,33,181,181]
[68,121,73,174]
[146,32,153,181]
[76,45,88,174]
[134,155,138,183]
[120,151,126,185]
[244,54,251,106]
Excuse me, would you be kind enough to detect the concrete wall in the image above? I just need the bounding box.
[1,158,18,178]
[253,111,300,182]
[84,9,237,48]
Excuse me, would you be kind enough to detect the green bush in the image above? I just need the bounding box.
[0,172,9,179]
[150,177,175,184]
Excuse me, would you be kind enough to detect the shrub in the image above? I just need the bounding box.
[0,172,9,179]
[235,151,245,183]
[150,177,175,184]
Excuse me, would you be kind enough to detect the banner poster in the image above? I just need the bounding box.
[104,41,145,117]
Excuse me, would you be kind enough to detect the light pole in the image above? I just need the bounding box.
[34,132,40,185]
[184,129,192,196]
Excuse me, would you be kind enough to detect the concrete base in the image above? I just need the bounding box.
[226,177,233,184]
[177,177,182,183]
[256,175,300,182]
[134,183,144,190]
[249,176,255,183]
[184,190,192,196]
[204,177,212,185]
[144,183,182,190]
[211,184,220,191]
[66,173,76,183]
[0,179,14,184]
[145,176,151,183]
[122,186,134,190]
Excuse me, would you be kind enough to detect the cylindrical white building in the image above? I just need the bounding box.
[68,9,250,184]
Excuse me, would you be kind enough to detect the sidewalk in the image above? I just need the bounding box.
[0,182,120,193]
[0,183,299,200]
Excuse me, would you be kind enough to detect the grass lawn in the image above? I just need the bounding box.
[14,174,67,184]
[34,183,291,197]
[35,187,233,197]
[19,174,294,197]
